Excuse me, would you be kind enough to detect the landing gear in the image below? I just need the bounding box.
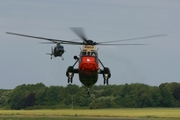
[50,47,53,59]
[67,72,73,83]
[104,79,109,85]
[104,78,108,85]
[66,56,79,84]
[66,66,74,83]
[68,77,72,83]
[99,59,111,85]
[103,74,109,85]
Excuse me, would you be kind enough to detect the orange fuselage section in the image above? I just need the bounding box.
[78,56,99,87]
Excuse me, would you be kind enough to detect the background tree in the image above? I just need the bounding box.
[159,83,176,107]
[0,89,11,107]
[1,82,179,109]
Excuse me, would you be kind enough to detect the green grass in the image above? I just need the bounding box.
[0,116,101,120]
[0,108,180,120]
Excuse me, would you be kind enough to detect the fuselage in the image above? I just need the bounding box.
[78,45,99,87]
[79,56,99,87]
[54,45,64,57]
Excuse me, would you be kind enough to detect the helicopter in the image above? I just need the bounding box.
[6,28,166,94]
[6,32,67,60]
[46,42,65,60]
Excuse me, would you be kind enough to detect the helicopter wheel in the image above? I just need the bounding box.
[104,79,109,85]
[107,79,109,85]
[70,78,73,83]
[67,79,69,83]
[68,78,70,83]
[68,77,73,83]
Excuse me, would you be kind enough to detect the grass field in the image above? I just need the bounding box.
[0,108,180,120]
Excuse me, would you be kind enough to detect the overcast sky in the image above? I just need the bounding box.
[0,0,180,89]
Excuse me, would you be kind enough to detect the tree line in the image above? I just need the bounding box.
[0,82,180,110]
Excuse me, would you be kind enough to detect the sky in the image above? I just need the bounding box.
[0,0,180,89]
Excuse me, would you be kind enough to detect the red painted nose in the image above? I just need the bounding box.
[79,57,99,74]
[81,63,96,71]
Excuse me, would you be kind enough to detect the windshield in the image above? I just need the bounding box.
[57,45,64,49]
[81,51,97,56]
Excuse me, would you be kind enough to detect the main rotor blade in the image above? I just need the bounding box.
[70,27,88,43]
[39,41,84,45]
[97,43,148,45]
[97,34,167,44]
[38,42,58,44]
[6,32,83,44]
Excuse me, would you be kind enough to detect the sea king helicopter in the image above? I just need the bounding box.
[6,28,166,94]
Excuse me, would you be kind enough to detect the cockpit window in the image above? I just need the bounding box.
[91,52,95,56]
[82,51,86,56]
[88,52,91,56]
[81,51,97,57]
[57,45,64,49]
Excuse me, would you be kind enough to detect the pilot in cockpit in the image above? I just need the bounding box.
[87,52,91,56]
